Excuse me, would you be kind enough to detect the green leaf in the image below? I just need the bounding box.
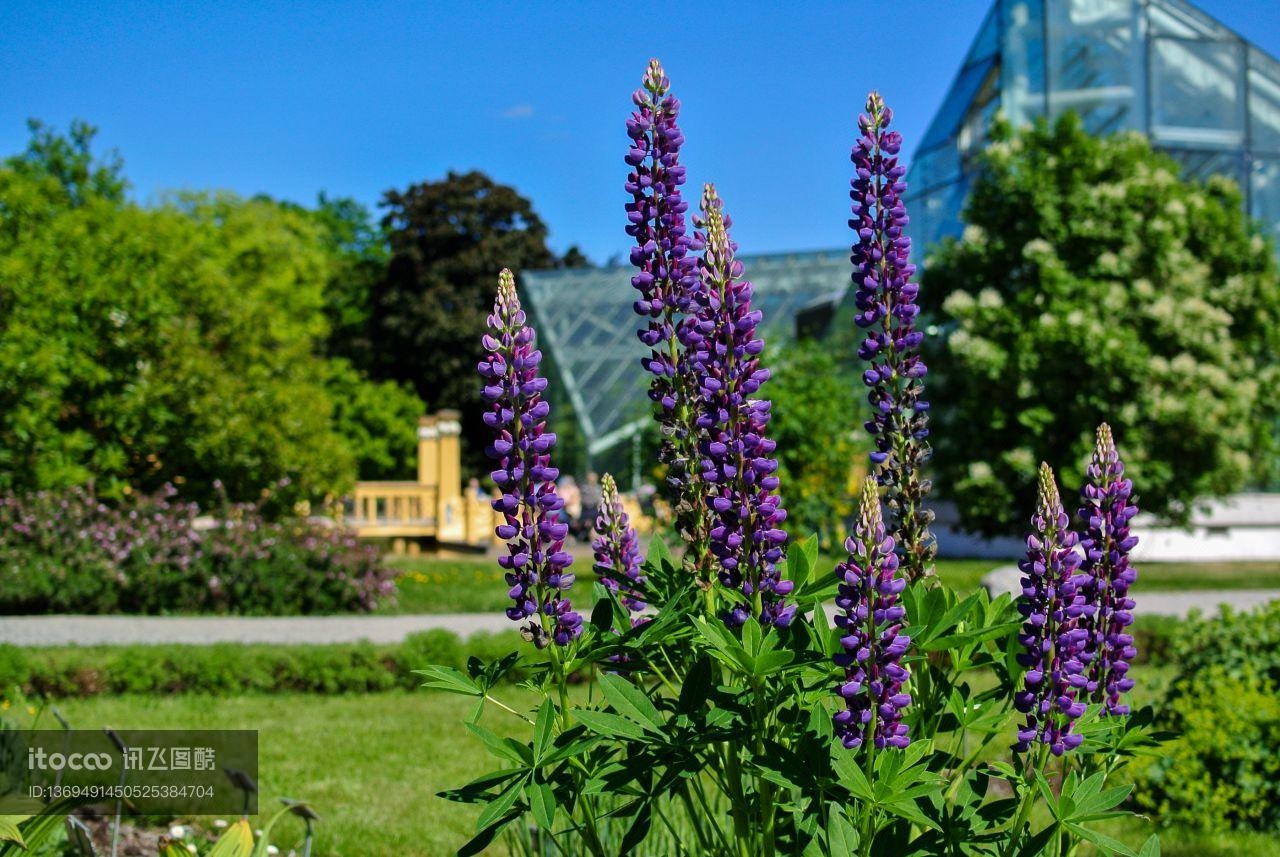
[833,752,874,801]
[476,780,525,832]
[1066,822,1138,856]
[415,665,483,696]
[647,537,675,571]
[1137,834,1161,857]
[572,709,653,741]
[528,782,556,831]
[597,673,663,728]
[532,699,556,761]
[0,818,26,848]
[826,805,859,854]
[753,649,796,676]
[884,798,941,831]
[465,722,529,766]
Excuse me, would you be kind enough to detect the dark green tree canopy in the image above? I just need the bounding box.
[922,113,1280,535]
[369,170,565,471]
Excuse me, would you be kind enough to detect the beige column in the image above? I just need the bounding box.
[417,416,440,487]
[435,409,464,540]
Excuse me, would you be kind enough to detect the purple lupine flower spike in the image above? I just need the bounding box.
[686,184,793,629]
[624,59,712,581]
[592,473,646,615]
[479,269,582,649]
[625,59,700,417]
[833,477,912,750]
[1079,424,1139,715]
[1014,463,1089,755]
[851,92,935,583]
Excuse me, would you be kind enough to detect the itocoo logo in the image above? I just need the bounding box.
[28,747,113,771]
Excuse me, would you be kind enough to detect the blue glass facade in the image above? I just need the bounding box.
[908,0,1280,253]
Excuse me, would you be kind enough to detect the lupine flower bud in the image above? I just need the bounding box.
[1014,464,1089,755]
[686,185,793,629]
[1078,424,1139,715]
[833,477,912,750]
[592,473,646,614]
[850,92,935,582]
[479,269,582,648]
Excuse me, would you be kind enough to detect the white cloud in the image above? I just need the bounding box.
[502,103,535,119]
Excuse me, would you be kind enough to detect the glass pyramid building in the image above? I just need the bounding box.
[522,251,847,458]
[525,0,1279,461]
[909,0,1280,251]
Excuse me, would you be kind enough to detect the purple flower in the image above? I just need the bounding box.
[833,477,912,750]
[1078,424,1139,715]
[685,184,793,629]
[851,92,935,582]
[625,60,713,577]
[1014,464,1090,755]
[479,269,581,648]
[592,473,646,614]
[626,59,700,394]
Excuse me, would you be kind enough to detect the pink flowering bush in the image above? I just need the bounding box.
[0,484,394,614]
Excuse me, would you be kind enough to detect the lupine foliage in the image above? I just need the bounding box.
[421,64,1165,857]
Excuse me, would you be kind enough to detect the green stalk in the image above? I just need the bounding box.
[1000,744,1049,857]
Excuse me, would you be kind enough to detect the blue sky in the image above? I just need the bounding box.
[4,1,1280,262]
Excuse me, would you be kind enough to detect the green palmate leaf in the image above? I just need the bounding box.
[438,768,525,804]
[884,798,941,831]
[694,617,754,675]
[646,536,675,572]
[826,805,860,854]
[540,731,599,767]
[832,751,874,801]
[532,699,556,761]
[597,673,663,728]
[528,782,556,831]
[678,656,713,713]
[1066,822,1139,856]
[753,649,796,676]
[465,722,530,766]
[619,802,653,854]
[572,709,653,741]
[416,665,483,696]
[742,616,763,655]
[476,779,525,832]
[1138,834,1161,857]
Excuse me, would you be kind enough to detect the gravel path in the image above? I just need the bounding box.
[3,570,1276,647]
[981,565,1280,618]
[0,613,514,647]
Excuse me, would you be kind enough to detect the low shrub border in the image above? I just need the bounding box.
[0,616,1181,700]
[0,630,539,698]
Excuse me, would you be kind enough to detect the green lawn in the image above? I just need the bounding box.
[48,666,1280,857]
[51,690,543,856]
[381,555,1280,615]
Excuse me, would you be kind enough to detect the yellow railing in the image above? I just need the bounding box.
[347,483,438,536]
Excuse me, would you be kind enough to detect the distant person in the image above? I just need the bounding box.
[559,475,582,528]
[579,471,603,541]
[465,477,488,501]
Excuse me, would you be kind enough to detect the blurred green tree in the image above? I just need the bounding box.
[769,340,863,550]
[0,123,421,507]
[922,113,1280,535]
